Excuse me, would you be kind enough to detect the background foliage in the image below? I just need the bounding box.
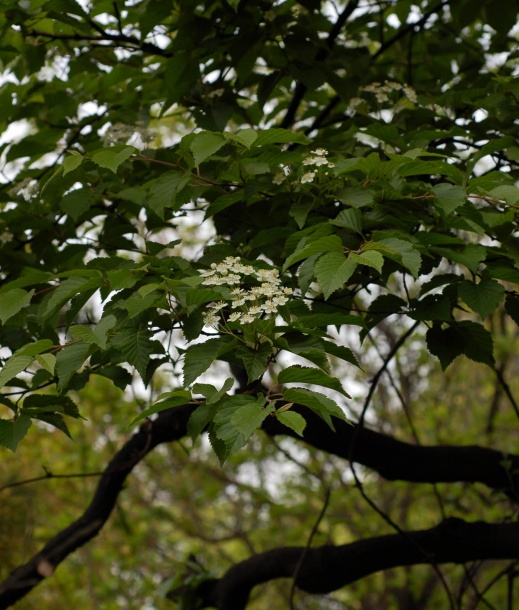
[1,0,519,608]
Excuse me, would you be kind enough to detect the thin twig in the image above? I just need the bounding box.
[289,487,331,610]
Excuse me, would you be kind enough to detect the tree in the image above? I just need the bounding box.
[1,0,519,607]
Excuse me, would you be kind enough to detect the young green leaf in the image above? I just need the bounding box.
[314,252,357,299]
[458,278,505,318]
[275,410,306,436]
[278,365,349,397]
[0,288,34,324]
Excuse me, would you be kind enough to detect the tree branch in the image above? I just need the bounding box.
[197,518,519,609]
[2,400,519,608]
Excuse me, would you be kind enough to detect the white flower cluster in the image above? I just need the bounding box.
[301,148,335,184]
[199,256,293,326]
[363,81,417,104]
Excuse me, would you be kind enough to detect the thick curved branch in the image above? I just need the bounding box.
[2,401,518,608]
[0,405,194,609]
[263,407,519,499]
[197,518,519,609]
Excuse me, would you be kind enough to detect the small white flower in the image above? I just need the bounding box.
[313,148,328,156]
[301,171,316,184]
[262,300,278,313]
[203,313,219,326]
[228,312,242,322]
[241,313,256,324]
[248,305,263,316]
[273,172,285,185]
[209,301,226,311]
[0,231,13,244]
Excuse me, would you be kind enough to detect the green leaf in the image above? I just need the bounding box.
[283,235,343,271]
[278,364,349,396]
[253,128,310,146]
[433,183,466,215]
[237,343,273,382]
[188,402,218,442]
[15,340,54,357]
[0,355,34,389]
[213,395,269,455]
[458,279,505,318]
[283,387,346,430]
[505,293,519,326]
[128,394,191,429]
[426,321,494,369]
[331,208,362,233]
[41,276,100,322]
[112,327,158,380]
[376,238,421,277]
[91,145,136,173]
[193,378,234,405]
[55,342,91,391]
[226,128,258,148]
[350,250,384,273]
[148,171,191,218]
[275,410,306,436]
[314,252,357,299]
[488,185,519,205]
[0,415,31,451]
[62,154,83,175]
[183,338,231,386]
[0,288,34,324]
[190,132,226,166]
[35,353,56,374]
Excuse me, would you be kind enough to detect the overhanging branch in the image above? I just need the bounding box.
[196,518,519,609]
[1,400,518,608]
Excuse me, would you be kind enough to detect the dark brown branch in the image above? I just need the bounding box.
[2,401,519,608]
[262,407,519,500]
[0,405,194,609]
[197,519,519,609]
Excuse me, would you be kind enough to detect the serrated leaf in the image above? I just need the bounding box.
[226,128,258,148]
[426,321,494,369]
[190,132,226,166]
[321,341,360,369]
[41,276,100,321]
[193,377,234,404]
[314,252,357,299]
[128,394,191,428]
[458,278,505,318]
[505,293,519,326]
[62,154,83,175]
[148,171,191,218]
[213,396,268,454]
[457,320,494,366]
[183,338,231,386]
[331,208,362,233]
[188,402,218,442]
[55,342,91,391]
[489,185,519,205]
[377,238,421,277]
[0,415,31,451]
[278,364,348,396]
[275,410,306,436]
[283,235,343,271]
[426,325,464,370]
[123,290,162,318]
[238,343,273,382]
[112,327,156,380]
[35,353,56,374]
[91,145,136,173]
[350,250,384,273]
[253,128,310,146]
[283,387,346,430]
[0,355,34,389]
[433,183,466,215]
[0,288,34,324]
[15,340,54,357]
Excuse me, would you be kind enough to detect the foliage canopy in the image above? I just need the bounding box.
[1,0,519,608]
